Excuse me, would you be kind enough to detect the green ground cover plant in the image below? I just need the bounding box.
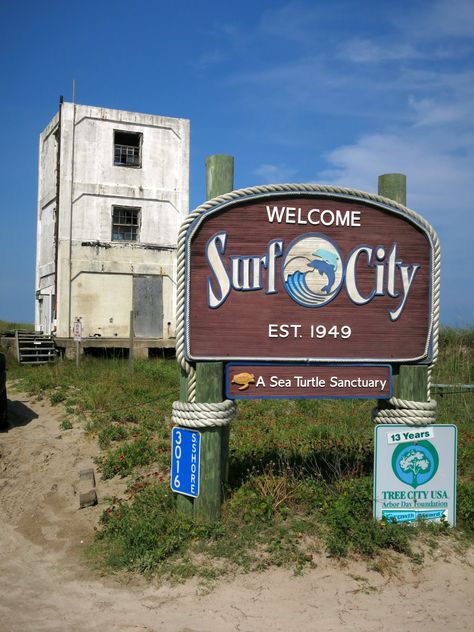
[4,327,473,579]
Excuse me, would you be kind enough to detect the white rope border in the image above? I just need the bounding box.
[174,183,441,427]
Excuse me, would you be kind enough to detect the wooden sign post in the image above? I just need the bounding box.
[176,155,234,521]
[378,174,428,409]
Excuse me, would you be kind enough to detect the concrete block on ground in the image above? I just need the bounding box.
[79,489,98,509]
[79,468,96,487]
[78,467,97,508]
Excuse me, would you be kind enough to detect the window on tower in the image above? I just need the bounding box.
[113,130,142,167]
[111,206,141,242]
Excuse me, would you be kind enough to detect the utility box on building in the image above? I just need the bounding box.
[35,101,189,356]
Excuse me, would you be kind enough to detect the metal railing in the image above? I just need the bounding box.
[114,144,140,166]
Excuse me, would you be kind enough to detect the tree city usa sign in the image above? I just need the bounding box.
[184,191,436,381]
[374,425,457,525]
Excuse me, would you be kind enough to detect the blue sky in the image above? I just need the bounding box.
[0,0,472,325]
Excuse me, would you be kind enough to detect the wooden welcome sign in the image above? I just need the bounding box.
[183,190,435,365]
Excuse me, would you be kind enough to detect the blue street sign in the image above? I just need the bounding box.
[171,427,201,498]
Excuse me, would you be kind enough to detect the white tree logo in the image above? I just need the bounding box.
[392,441,438,489]
[399,450,430,487]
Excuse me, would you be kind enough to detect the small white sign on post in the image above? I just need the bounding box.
[73,318,82,342]
[73,318,82,367]
[374,424,457,526]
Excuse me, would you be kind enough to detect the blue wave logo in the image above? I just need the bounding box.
[282,235,344,307]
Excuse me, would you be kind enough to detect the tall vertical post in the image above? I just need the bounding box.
[195,155,234,521]
[177,155,234,522]
[378,173,406,205]
[205,155,234,200]
[378,174,428,405]
[193,362,226,521]
[128,310,134,375]
[73,317,82,369]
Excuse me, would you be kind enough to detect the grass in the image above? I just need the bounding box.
[0,319,34,333]
[3,327,473,580]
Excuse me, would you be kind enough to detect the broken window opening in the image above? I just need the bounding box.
[112,206,141,242]
[114,130,142,167]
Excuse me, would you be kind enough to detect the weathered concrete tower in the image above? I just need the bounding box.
[35,101,189,355]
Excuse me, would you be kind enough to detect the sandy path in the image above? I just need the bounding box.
[1,388,473,632]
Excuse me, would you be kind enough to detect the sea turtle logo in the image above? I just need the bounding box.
[231,372,256,391]
[392,441,439,489]
[282,234,344,307]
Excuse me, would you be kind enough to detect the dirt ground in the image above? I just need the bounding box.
[1,387,473,632]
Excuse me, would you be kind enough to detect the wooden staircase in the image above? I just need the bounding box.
[15,331,57,365]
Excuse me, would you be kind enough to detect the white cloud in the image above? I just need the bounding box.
[318,131,473,219]
[400,0,474,39]
[259,1,323,41]
[254,163,297,183]
[339,38,420,63]
[408,96,470,127]
[317,129,474,324]
[194,49,228,67]
[340,0,474,65]
[225,6,473,130]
